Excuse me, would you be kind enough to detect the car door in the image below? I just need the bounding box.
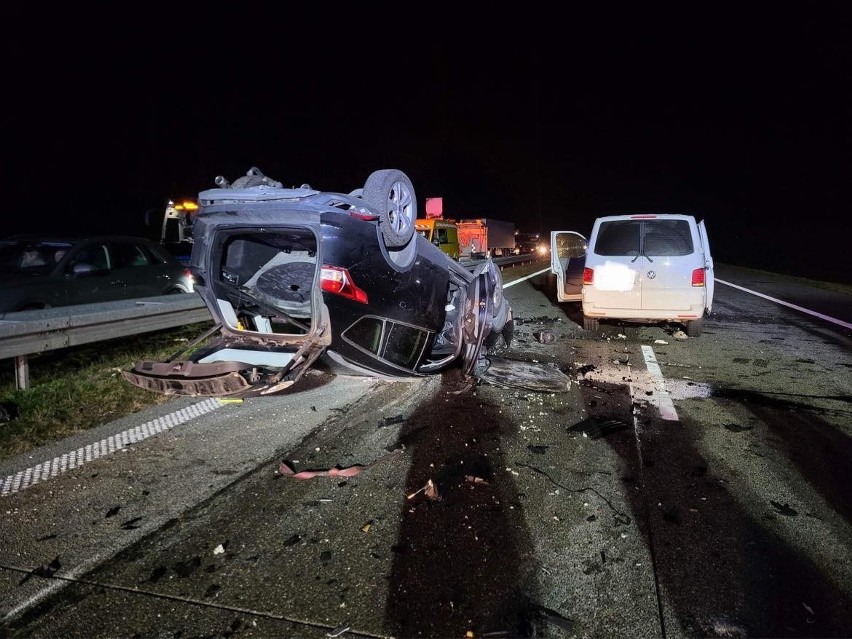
[638,218,698,312]
[63,241,121,304]
[107,240,172,299]
[698,220,714,312]
[549,231,587,302]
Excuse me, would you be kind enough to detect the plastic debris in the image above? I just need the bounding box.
[654,339,669,345]
[327,623,351,637]
[533,330,555,344]
[278,460,365,480]
[407,479,441,501]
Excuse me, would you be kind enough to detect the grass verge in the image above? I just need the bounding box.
[0,321,215,462]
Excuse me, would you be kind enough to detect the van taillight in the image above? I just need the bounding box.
[691,268,705,287]
[582,267,594,285]
[321,265,368,303]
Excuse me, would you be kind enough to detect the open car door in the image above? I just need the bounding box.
[698,220,714,313]
[550,231,587,302]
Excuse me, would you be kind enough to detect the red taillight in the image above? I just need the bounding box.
[348,209,379,221]
[691,267,705,287]
[582,267,594,285]
[321,265,368,303]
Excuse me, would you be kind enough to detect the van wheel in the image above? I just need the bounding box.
[583,316,599,332]
[685,318,704,337]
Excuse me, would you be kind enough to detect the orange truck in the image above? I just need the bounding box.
[456,218,518,260]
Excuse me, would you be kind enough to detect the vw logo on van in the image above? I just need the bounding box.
[647,270,657,279]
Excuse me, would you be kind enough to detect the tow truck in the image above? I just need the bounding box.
[160,198,198,264]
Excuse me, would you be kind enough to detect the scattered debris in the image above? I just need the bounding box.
[407,479,441,501]
[476,356,572,392]
[284,534,302,546]
[654,339,669,345]
[213,542,228,555]
[277,449,401,480]
[672,329,688,340]
[770,500,798,517]
[464,475,490,486]
[575,363,596,376]
[18,556,61,585]
[567,417,630,439]
[278,461,365,480]
[327,623,351,638]
[120,517,143,530]
[533,330,555,344]
[360,521,373,533]
[217,398,244,404]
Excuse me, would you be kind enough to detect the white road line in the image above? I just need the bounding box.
[640,345,679,421]
[1,398,224,497]
[504,266,551,288]
[716,278,852,330]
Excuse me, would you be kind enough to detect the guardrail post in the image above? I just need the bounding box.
[15,355,30,391]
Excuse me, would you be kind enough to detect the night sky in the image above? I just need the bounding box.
[5,7,850,283]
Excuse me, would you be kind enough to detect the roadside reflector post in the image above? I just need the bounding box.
[15,354,30,390]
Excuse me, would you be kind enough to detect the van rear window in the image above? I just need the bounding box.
[596,221,640,255]
[595,220,693,256]
[643,220,693,256]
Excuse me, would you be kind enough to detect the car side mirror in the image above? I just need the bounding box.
[72,263,96,276]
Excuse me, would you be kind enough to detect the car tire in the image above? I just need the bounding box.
[362,169,417,249]
[685,318,704,337]
[583,316,599,332]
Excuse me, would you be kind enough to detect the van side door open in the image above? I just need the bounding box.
[549,230,587,302]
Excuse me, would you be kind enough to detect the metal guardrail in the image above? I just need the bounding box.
[0,254,545,390]
[0,294,212,390]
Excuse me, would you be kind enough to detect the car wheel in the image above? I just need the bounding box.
[684,318,704,337]
[583,316,599,332]
[362,169,417,249]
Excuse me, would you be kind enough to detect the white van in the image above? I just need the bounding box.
[551,214,714,336]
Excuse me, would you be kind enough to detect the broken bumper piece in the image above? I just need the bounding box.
[122,360,253,397]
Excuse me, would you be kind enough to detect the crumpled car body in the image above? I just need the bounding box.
[123,168,513,397]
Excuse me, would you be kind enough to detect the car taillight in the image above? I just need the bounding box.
[348,209,379,221]
[184,269,195,285]
[691,267,705,287]
[321,265,368,303]
[582,267,594,285]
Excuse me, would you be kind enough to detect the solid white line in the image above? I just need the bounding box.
[716,278,852,330]
[0,398,224,497]
[641,345,679,421]
[504,266,551,288]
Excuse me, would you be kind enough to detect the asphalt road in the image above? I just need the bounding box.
[1,263,850,638]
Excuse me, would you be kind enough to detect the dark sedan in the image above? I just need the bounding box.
[122,167,514,397]
[0,235,194,313]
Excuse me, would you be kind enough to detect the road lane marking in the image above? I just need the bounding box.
[716,278,852,330]
[503,267,551,288]
[640,345,679,421]
[1,398,223,497]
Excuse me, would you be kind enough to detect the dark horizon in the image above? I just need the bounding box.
[5,8,850,284]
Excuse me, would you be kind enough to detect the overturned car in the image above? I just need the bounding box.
[123,168,514,397]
